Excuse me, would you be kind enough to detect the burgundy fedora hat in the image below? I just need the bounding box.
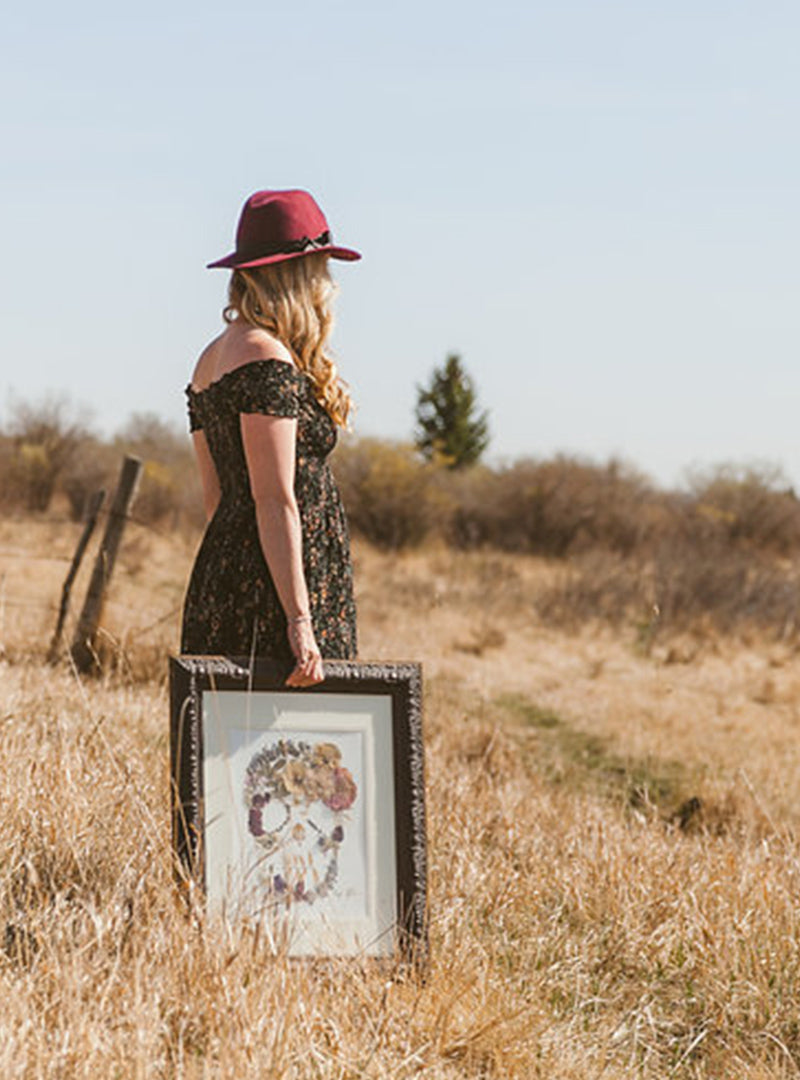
[207,189,361,270]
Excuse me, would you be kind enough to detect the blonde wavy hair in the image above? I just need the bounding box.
[223,253,353,428]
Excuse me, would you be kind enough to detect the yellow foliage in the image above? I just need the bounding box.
[18,442,49,469]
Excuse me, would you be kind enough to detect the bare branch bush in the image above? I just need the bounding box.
[0,394,94,513]
[684,462,800,554]
[536,541,800,642]
[445,455,662,556]
[114,412,203,529]
[333,437,452,549]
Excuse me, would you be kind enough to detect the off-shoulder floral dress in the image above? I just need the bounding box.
[181,360,357,661]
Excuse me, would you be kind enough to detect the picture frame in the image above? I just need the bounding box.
[169,656,427,961]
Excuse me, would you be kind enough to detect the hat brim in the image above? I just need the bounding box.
[207,245,361,270]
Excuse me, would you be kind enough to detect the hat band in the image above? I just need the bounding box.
[238,229,332,262]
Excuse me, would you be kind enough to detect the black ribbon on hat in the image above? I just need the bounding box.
[266,230,332,256]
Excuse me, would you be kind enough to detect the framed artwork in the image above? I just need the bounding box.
[169,657,426,960]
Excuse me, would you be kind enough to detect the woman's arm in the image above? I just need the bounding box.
[191,431,221,521]
[240,412,323,687]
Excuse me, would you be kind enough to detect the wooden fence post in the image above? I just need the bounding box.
[71,455,142,673]
[47,488,107,663]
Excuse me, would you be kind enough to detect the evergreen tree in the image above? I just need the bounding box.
[414,353,489,468]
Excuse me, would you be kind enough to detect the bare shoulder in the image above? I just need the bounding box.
[191,335,224,391]
[191,325,295,391]
[231,325,295,367]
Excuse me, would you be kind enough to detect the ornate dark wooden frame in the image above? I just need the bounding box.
[169,656,427,959]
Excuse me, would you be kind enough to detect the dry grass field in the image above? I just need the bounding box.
[3,514,800,1077]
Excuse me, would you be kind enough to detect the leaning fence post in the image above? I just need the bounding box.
[71,455,142,672]
[48,488,107,663]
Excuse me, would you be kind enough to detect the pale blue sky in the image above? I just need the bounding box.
[1,1,798,487]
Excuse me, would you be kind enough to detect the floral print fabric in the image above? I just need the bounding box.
[181,360,357,661]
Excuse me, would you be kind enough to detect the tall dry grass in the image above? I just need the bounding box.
[3,520,800,1075]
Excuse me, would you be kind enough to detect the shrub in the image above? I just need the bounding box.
[0,396,93,513]
[536,541,800,640]
[61,437,119,521]
[333,438,450,549]
[447,455,661,556]
[114,413,202,528]
[685,463,800,555]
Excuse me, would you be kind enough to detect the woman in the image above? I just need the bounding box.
[181,189,360,687]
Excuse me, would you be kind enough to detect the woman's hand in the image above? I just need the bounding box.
[285,616,324,687]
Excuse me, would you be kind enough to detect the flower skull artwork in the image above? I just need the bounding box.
[243,738,358,906]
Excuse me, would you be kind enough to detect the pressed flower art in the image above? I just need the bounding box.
[243,738,358,906]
